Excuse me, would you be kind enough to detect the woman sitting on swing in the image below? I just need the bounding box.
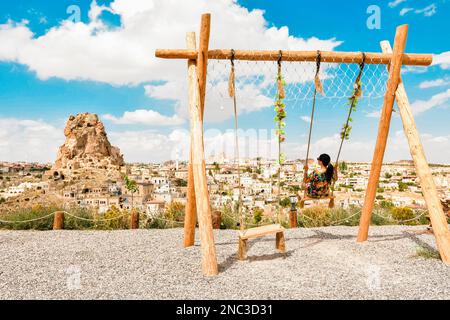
[303,153,334,198]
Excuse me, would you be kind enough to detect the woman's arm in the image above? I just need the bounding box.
[303,165,310,182]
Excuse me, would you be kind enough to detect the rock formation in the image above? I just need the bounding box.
[53,113,124,171]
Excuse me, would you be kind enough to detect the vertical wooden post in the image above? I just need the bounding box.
[190,13,219,276]
[276,232,286,252]
[184,32,198,248]
[197,14,210,119]
[130,210,139,229]
[238,238,247,260]
[357,25,409,242]
[53,211,64,230]
[289,209,297,228]
[380,41,450,264]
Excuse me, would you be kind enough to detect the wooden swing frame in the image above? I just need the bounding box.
[155,13,450,276]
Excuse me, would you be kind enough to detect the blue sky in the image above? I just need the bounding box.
[0,0,449,164]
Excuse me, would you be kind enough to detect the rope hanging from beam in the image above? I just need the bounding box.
[229,49,244,231]
[303,51,323,197]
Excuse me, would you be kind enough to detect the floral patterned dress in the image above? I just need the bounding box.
[304,169,330,198]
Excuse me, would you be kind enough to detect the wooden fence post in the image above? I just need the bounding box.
[380,41,450,264]
[130,210,139,229]
[289,209,297,228]
[357,25,409,242]
[184,32,198,248]
[53,211,64,230]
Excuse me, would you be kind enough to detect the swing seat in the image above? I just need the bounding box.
[299,195,335,209]
[238,224,286,260]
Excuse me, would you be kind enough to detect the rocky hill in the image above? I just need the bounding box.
[0,113,125,212]
[53,113,124,171]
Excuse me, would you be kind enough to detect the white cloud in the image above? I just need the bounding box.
[389,0,407,8]
[0,118,63,163]
[401,66,428,74]
[399,8,414,16]
[145,80,274,123]
[0,0,342,124]
[300,116,311,123]
[0,0,342,86]
[433,51,450,70]
[108,129,189,163]
[365,110,381,118]
[415,4,437,17]
[103,109,185,126]
[418,78,450,89]
[410,89,450,114]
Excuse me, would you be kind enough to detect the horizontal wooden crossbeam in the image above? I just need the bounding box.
[155,49,432,66]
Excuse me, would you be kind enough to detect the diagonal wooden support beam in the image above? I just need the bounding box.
[183,32,197,248]
[357,25,409,242]
[380,41,450,264]
[189,13,218,276]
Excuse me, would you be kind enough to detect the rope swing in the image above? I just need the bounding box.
[303,51,324,199]
[229,49,244,231]
[302,52,367,208]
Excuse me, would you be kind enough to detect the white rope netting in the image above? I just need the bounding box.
[206,57,389,114]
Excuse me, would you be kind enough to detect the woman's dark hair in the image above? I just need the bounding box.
[317,153,334,183]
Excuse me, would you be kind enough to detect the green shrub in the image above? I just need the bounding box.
[98,206,130,230]
[0,206,55,230]
[63,207,97,230]
[370,207,395,226]
[219,203,238,230]
[142,202,185,229]
[279,197,291,208]
[390,207,417,225]
[380,200,394,209]
[0,205,130,230]
[253,207,263,225]
[298,206,360,227]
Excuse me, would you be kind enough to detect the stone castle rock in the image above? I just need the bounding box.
[53,113,124,172]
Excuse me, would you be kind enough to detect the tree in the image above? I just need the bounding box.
[175,178,187,187]
[124,176,138,209]
[339,161,348,172]
[384,172,392,179]
[398,182,408,192]
[279,197,291,208]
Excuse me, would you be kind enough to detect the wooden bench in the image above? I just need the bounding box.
[238,224,285,260]
[299,195,335,209]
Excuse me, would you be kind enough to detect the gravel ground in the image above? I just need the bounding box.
[0,225,449,300]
